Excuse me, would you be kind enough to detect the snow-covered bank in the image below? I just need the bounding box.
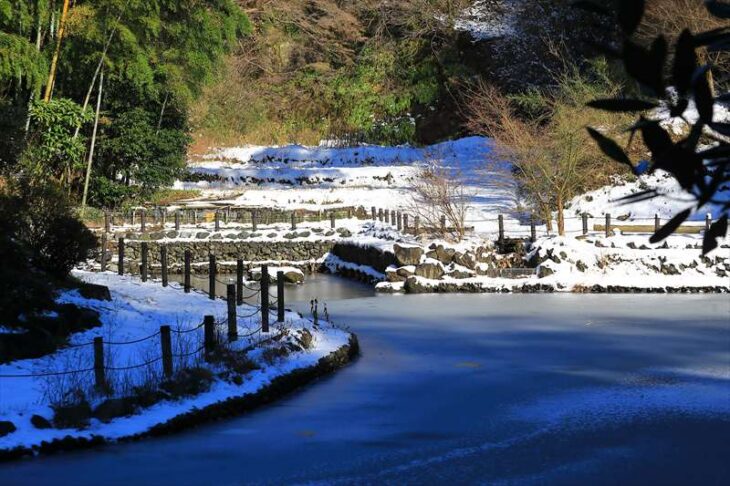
[0,271,355,458]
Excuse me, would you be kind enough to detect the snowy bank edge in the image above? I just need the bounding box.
[0,334,359,462]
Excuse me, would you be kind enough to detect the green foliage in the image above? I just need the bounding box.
[0,178,97,322]
[23,98,92,180]
[97,108,189,195]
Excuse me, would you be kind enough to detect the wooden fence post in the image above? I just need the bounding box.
[530,216,537,243]
[291,212,297,230]
[93,337,106,389]
[184,250,191,293]
[330,212,336,229]
[160,325,173,378]
[372,206,376,220]
[498,214,505,243]
[252,210,258,232]
[209,254,216,300]
[378,208,384,222]
[261,264,270,333]
[161,209,167,228]
[140,209,146,233]
[100,233,108,272]
[104,211,111,233]
[192,210,198,225]
[582,213,589,235]
[131,209,136,226]
[397,211,402,231]
[277,271,285,323]
[414,216,420,235]
[214,211,220,231]
[605,213,611,238]
[140,242,149,282]
[118,237,125,275]
[403,213,409,232]
[203,315,215,362]
[227,284,237,341]
[161,245,168,287]
[224,207,230,224]
[236,259,244,305]
[175,211,181,231]
[655,214,660,232]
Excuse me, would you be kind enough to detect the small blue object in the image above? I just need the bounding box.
[634,160,650,175]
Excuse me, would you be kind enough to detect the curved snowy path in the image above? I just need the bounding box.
[1,291,729,484]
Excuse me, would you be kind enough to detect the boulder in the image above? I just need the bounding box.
[52,400,92,429]
[0,420,16,437]
[283,270,304,284]
[396,266,415,278]
[393,244,423,266]
[426,245,455,265]
[31,414,52,429]
[448,269,474,279]
[92,397,137,423]
[386,268,406,282]
[415,262,444,280]
[336,228,352,237]
[77,283,111,301]
[452,252,476,270]
[195,231,210,239]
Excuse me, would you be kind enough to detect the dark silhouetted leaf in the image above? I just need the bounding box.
[571,0,609,15]
[706,1,730,19]
[650,209,691,243]
[588,98,657,111]
[699,144,730,159]
[587,127,633,167]
[693,26,730,47]
[703,216,728,255]
[623,39,665,94]
[670,98,690,118]
[693,65,714,124]
[673,30,697,95]
[640,120,673,156]
[618,0,645,34]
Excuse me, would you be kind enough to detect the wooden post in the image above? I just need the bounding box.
[160,209,167,228]
[214,211,220,231]
[161,245,168,287]
[140,242,148,282]
[100,233,108,272]
[209,254,216,300]
[655,214,660,232]
[441,215,447,233]
[184,250,191,293]
[192,210,198,225]
[330,212,336,229]
[291,212,297,230]
[414,216,420,235]
[104,211,111,233]
[498,215,505,243]
[160,325,173,378]
[175,211,181,231]
[261,264,270,333]
[530,216,537,243]
[227,284,237,341]
[706,213,712,231]
[118,238,125,275]
[224,207,230,224]
[372,206,376,220]
[203,315,215,362]
[403,213,409,232]
[582,213,589,235]
[605,213,611,237]
[277,271,285,323]
[140,209,146,233]
[236,259,244,305]
[93,337,105,389]
[397,212,402,231]
[131,209,136,226]
[378,208,384,222]
[252,210,258,232]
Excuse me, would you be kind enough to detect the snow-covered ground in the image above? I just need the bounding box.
[179,137,520,232]
[0,271,351,453]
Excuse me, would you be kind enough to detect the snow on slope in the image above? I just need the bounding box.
[180,137,520,226]
[566,171,729,222]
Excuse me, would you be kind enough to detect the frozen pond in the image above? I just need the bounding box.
[1,285,728,484]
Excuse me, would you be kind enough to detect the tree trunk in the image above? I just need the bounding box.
[43,0,71,102]
[81,69,104,214]
[556,194,565,236]
[542,204,553,234]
